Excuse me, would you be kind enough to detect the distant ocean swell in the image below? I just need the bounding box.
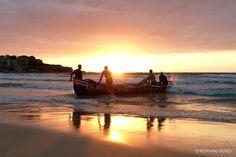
[169,86,236,96]
[0,83,71,90]
[0,77,67,82]
[1,75,236,84]
[175,79,236,85]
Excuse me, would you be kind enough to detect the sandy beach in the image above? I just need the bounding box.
[0,103,235,157]
[0,123,208,157]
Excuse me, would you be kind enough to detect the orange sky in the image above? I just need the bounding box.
[0,0,236,72]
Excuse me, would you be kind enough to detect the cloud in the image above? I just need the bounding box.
[1,0,236,56]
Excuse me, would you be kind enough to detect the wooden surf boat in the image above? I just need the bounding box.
[73,78,170,96]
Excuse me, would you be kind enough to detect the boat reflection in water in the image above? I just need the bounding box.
[70,109,166,145]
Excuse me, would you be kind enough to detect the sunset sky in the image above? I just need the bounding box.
[0,0,236,72]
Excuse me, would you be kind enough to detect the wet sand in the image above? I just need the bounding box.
[0,123,209,157]
[0,103,235,157]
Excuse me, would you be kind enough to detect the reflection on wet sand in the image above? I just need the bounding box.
[70,109,166,144]
[71,111,81,129]
[158,117,166,130]
[70,109,93,130]
[1,104,236,153]
[146,116,154,131]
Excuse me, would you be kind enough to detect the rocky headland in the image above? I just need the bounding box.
[0,55,72,73]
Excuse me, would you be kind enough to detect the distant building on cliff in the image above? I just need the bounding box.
[0,55,72,73]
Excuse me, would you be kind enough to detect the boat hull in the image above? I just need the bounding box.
[73,79,168,96]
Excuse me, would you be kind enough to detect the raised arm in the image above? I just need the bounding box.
[98,72,104,84]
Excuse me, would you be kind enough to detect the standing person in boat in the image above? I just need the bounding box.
[69,64,83,81]
[98,66,113,90]
[146,69,157,85]
[159,72,168,87]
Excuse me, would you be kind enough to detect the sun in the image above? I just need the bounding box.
[86,53,153,73]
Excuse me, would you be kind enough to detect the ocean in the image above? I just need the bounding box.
[0,72,235,123]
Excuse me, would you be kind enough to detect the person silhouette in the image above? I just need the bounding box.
[159,72,168,86]
[69,64,83,81]
[159,72,168,91]
[147,69,157,85]
[98,66,113,91]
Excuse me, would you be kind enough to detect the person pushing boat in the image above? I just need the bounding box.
[98,66,113,90]
[69,64,83,81]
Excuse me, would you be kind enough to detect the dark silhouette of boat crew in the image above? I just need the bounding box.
[159,72,168,91]
[72,66,170,96]
[147,69,157,85]
[139,69,157,86]
[159,72,168,86]
[69,64,83,81]
[98,66,113,91]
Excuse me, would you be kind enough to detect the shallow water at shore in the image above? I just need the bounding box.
[0,73,235,123]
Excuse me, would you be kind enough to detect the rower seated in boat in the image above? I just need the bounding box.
[139,69,157,86]
[147,69,157,85]
[159,72,168,86]
[159,72,168,91]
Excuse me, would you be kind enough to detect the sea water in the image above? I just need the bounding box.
[0,72,235,123]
